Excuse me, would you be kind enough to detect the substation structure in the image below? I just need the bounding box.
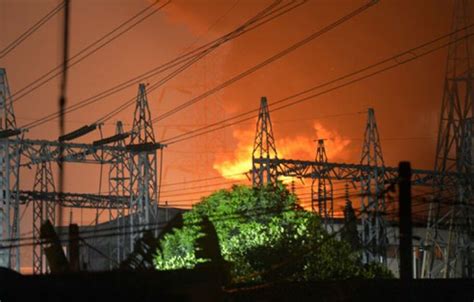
[0,71,164,274]
[250,1,474,278]
[0,0,472,280]
[250,97,473,278]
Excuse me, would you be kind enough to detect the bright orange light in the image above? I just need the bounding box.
[213,128,254,180]
[213,121,351,183]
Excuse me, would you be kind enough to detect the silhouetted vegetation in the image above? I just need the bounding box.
[154,184,392,284]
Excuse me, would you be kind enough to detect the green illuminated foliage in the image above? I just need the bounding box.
[154,184,392,283]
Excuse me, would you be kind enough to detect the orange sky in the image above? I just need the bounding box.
[0,0,457,270]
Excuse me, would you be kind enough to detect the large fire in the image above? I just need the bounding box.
[213,121,351,181]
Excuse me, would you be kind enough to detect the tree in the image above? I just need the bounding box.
[154,184,392,283]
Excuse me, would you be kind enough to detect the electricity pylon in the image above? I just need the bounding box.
[108,121,129,266]
[32,145,56,274]
[0,69,165,272]
[128,84,160,252]
[311,139,334,231]
[360,108,387,264]
[252,97,278,187]
[0,68,21,270]
[422,0,474,278]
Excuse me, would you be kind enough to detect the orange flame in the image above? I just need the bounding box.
[213,121,351,181]
[213,128,254,181]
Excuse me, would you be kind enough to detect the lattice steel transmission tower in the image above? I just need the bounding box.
[108,121,129,265]
[422,0,474,278]
[311,139,334,230]
[128,84,161,251]
[32,145,56,274]
[192,54,228,187]
[360,108,387,264]
[252,97,278,187]
[0,68,21,270]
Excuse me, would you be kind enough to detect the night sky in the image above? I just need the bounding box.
[0,0,458,271]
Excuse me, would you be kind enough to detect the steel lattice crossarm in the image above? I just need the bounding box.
[12,138,134,166]
[254,158,467,186]
[18,191,130,209]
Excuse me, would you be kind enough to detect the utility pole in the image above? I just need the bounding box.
[399,162,413,281]
[68,224,80,272]
[360,108,387,265]
[422,0,474,278]
[252,97,278,187]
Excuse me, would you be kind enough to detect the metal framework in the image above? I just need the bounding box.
[18,138,128,166]
[0,68,20,270]
[253,158,464,189]
[311,139,334,231]
[252,97,278,187]
[422,0,474,278]
[359,108,387,264]
[250,98,471,269]
[1,0,473,275]
[0,67,163,273]
[191,56,228,193]
[19,191,129,209]
[32,145,56,274]
[108,121,129,265]
[128,84,160,251]
[18,136,132,273]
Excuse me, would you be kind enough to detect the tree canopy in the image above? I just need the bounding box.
[154,184,392,283]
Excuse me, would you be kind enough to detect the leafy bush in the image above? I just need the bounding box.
[154,184,392,283]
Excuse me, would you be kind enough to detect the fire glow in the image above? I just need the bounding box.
[213,121,351,181]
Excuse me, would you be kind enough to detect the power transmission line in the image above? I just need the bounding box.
[11,0,170,104]
[83,0,307,124]
[160,171,249,187]
[20,0,303,130]
[3,186,377,246]
[160,179,247,194]
[162,26,474,145]
[146,0,378,126]
[0,2,64,59]
[0,188,388,249]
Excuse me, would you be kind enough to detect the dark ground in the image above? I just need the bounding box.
[0,267,473,302]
